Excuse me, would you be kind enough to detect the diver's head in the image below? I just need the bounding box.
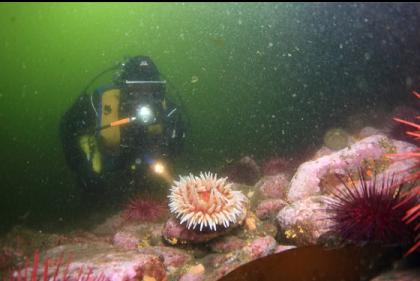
[114,56,163,86]
[116,56,167,126]
[116,55,166,99]
[116,56,161,85]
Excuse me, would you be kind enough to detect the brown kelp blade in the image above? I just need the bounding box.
[218,244,403,281]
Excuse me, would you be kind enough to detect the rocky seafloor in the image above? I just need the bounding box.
[1,128,419,281]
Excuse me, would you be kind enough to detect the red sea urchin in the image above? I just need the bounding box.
[122,195,168,223]
[325,169,416,245]
[6,250,108,281]
[168,172,247,231]
[385,90,420,255]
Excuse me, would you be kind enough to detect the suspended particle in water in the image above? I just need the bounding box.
[191,75,199,84]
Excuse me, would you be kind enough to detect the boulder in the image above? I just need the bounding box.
[287,135,417,202]
[256,173,290,199]
[255,198,288,220]
[243,235,277,260]
[277,196,332,245]
[17,242,167,281]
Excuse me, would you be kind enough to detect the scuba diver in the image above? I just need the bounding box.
[60,56,186,197]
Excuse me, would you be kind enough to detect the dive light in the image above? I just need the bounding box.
[142,153,173,183]
[96,104,156,131]
[136,104,156,125]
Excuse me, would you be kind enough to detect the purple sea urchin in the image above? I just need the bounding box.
[325,169,416,245]
[122,195,168,223]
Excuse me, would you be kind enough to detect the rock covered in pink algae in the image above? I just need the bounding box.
[209,236,246,253]
[76,253,166,281]
[112,231,139,250]
[162,217,230,244]
[358,126,381,139]
[255,198,288,220]
[221,156,261,185]
[37,242,167,281]
[256,173,290,199]
[276,195,332,245]
[261,157,289,176]
[287,134,418,202]
[178,264,206,281]
[92,213,124,236]
[137,246,191,268]
[210,261,244,281]
[112,223,163,250]
[206,251,244,281]
[244,235,277,260]
[312,146,335,159]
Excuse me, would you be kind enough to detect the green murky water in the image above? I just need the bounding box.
[0,3,419,233]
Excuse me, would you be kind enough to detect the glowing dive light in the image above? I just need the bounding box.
[150,160,173,183]
[97,104,156,131]
[152,162,165,174]
[136,104,156,125]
